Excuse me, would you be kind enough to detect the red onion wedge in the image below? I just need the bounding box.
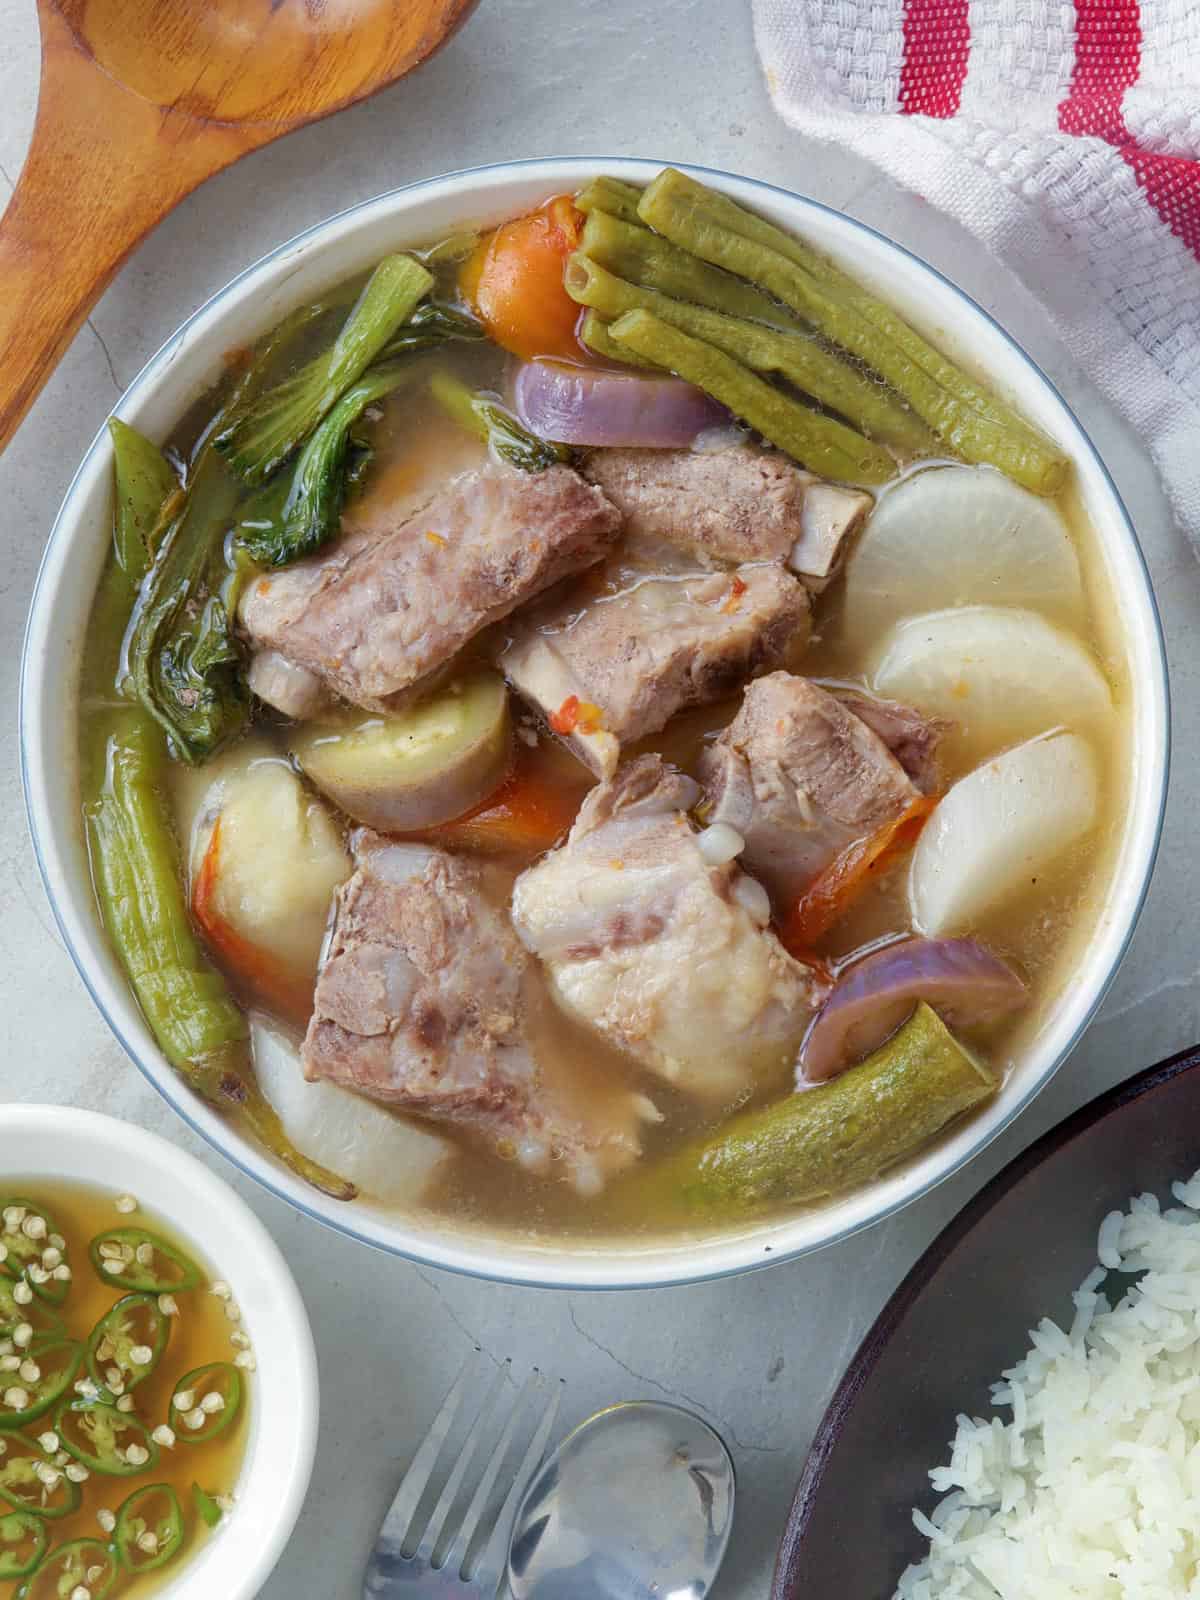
[798,937,1026,1086]
[514,359,727,448]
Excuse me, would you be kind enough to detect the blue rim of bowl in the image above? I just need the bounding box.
[771,1037,1200,1598]
[19,156,1171,1292]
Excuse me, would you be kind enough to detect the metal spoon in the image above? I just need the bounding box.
[507,1401,735,1600]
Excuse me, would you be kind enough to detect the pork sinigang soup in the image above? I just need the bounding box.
[80,169,1127,1239]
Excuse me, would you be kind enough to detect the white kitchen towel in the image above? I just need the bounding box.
[753,0,1200,544]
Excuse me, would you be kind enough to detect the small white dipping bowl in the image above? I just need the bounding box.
[0,1105,317,1598]
[20,158,1169,1290]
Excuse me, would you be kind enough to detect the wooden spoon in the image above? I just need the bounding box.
[0,0,479,454]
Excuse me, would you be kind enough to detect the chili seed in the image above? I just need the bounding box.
[97,1241,123,1260]
[158,1294,178,1317]
[20,1215,46,1241]
[116,1395,135,1414]
[173,1389,195,1412]
[3,1207,25,1230]
[230,1330,250,1349]
[151,1424,176,1448]
[69,1587,89,1600]
[41,1245,62,1269]
[0,1357,18,1374]
[86,1570,104,1587]
[12,1282,32,1306]
[224,1301,241,1323]
[12,1325,31,1350]
[137,1531,159,1554]
[134,1243,154,1268]
[26,1265,49,1285]
[37,1431,58,1454]
[123,1444,149,1466]
[184,1408,207,1431]
[114,1196,137,1214]
[200,1392,225,1415]
[234,1351,257,1372]
[65,1463,89,1483]
[74,1379,100,1401]
[33,1463,58,1488]
[129,1345,153,1367]
[95,1339,114,1363]
[2,1387,27,1410]
[18,1360,40,1384]
[52,1264,71,1282]
[48,1233,65,1252]
[101,1259,123,1275]
[96,1509,115,1534]
[216,1494,236,1514]
[210,1281,232,1301]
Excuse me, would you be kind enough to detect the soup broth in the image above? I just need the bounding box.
[77,169,1131,1245]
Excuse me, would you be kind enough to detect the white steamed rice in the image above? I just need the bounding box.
[896,1169,1200,1599]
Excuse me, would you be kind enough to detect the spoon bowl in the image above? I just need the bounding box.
[508,1401,735,1600]
[0,0,479,453]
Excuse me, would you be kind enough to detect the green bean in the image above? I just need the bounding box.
[638,170,1068,494]
[577,310,658,369]
[567,254,933,452]
[580,210,803,333]
[620,1004,994,1218]
[608,310,895,485]
[575,177,646,226]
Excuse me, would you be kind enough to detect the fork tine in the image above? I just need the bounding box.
[415,1359,511,1563]
[469,1376,563,1595]
[442,1370,539,1578]
[375,1356,472,1557]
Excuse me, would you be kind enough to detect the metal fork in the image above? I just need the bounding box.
[363,1356,563,1599]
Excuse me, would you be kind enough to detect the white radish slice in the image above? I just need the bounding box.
[841,465,1084,645]
[252,1019,451,1205]
[909,731,1099,936]
[869,606,1112,764]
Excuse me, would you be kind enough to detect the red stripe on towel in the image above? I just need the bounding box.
[898,0,971,119]
[1058,0,1141,142]
[1058,0,1200,262]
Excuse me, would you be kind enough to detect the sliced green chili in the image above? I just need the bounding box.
[88,1229,202,1294]
[86,1295,170,1393]
[0,1457,82,1521]
[55,1398,160,1478]
[114,1483,185,1574]
[0,1510,47,1578]
[15,1538,119,1600]
[0,1283,63,1344]
[170,1363,242,1445]
[0,1203,68,1306]
[0,1341,83,1430]
[192,1482,224,1530]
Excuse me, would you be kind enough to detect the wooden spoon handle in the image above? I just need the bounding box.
[0,8,267,455]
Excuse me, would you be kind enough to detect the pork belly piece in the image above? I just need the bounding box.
[302,834,652,1193]
[582,444,871,589]
[832,688,944,793]
[239,461,622,713]
[697,673,924,905]
[499,562,810,778]
[510,756,828,1100]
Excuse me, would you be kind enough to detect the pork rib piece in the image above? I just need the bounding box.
[510,755,828,1100]
[240,461,622,714]
[832,687,944,793]
[583,444,871,589]
[500,562,810,778]
[302,834,652,1193]
[698,673,932,906]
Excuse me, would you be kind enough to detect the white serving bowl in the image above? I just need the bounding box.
[0,1105,316,1598]
[20,158,1169,1290]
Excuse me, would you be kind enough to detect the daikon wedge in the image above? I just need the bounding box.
[909,731,1099,935]
[869,606,1112,763]
[841,465,1084,644]
[252,1019,451,1205]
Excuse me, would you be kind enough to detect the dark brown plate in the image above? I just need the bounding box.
[773,1040,1200,1599]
